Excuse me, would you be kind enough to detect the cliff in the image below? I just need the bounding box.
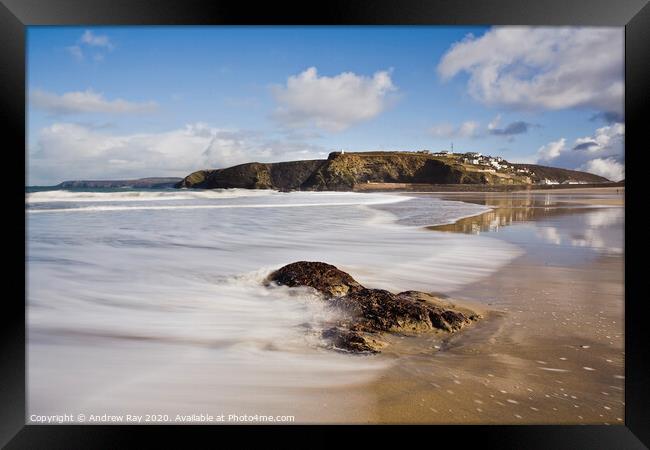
[175,160,326,190]
[176,151,610,190]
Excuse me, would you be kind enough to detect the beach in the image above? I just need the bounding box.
[22,22,629,434]
[26,187,624,424]
[363,187,625,423]
[242,187,625,424]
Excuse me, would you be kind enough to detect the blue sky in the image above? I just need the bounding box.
[27,26,625,185]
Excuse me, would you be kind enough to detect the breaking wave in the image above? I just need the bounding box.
[27,188,520,417]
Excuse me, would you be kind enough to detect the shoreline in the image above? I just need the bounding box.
[353,182,624,193]
[344,186,625,424]
[26,186,624,424]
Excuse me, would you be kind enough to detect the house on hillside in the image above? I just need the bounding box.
[461,157,480,164]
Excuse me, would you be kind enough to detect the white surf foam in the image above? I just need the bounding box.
[27,189,522,417]
[27,198,412,213]
[26,188,277,203]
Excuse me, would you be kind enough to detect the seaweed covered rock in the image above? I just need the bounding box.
[321,327,388,353]
[269,261,363,298]
[335,288,469,333]
[267,261,480,353]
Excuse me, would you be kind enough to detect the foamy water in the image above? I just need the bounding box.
[26,188,522,420]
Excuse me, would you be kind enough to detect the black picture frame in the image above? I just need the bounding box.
[2,0,648,447]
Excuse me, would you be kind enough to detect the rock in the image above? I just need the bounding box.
[267,261,363,298]
[321,327,387,354]
[175,160,327,189]
[333,288,456,333]
[267,261,479,353]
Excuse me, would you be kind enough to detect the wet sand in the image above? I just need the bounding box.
[524,186,624,206]
[321,187,624,424]
[525,186,624,196]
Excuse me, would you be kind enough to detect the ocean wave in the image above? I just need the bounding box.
[27,190,525,413]
[26,188,278,203]
[26,192,413,213]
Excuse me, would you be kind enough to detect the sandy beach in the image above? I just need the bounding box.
[26,186,624,425]
[286,187,624,424]
[370,187,624,423]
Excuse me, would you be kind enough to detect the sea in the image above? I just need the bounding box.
[25,187,523,421]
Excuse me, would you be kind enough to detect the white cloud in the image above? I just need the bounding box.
[536,138,566,162]
[80,30,114,49]
[67,30,115,61]
[66,45,83,61]
[533,122,624,181]
[437,27,624,112]
[272,67,396,131]
[430,120,480,139]
[28,122,327,185]
[31,89,158,115]
[578,158,624,182]
[573,122,624,153]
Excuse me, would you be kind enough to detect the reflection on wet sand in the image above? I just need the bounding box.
[428,193,611,235]
[367,188,624,424]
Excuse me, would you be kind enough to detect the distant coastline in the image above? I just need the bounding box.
[34,150,617,193]
[54,177,182,189]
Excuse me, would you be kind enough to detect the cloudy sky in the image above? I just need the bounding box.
[27,26,624,185]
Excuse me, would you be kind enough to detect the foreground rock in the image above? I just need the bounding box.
[267,261,480,353]
[269,261,363,297]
